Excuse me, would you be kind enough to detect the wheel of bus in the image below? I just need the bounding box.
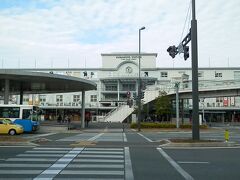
[9,129,16,135]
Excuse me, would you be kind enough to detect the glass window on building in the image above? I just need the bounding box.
[234,71,240,79]
[23,95,29,103]
[105,84,117,91]
[161,72,168,77]
[198,72,204,77]
[73,95,81,102]
[216,97,223,103]
[39,95,46,102]
[122,83,136,91]
[90,95,97,102]
[215,72,222,78]
[56,95,63,102]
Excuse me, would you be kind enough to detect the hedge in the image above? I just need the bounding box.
[130,122,208,129]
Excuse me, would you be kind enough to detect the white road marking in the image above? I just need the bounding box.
[0,170,42,174]
[34,147,84,179]
[81,151,123,154]
[17,154,64,157]
[67,164,124,168]
[157,147,194,180]
[123,133,127,142]
[84,148,123,151]
[178,161,210,164]
[25,133,57,139]
[137,133,153,142]
[78,154,124,158]
[125,147,134,180]
[73,159,124,163]
[7,158,57,162]
[88,133,104,141]
[34,147,72,150]
[163,146,240,150]
[26,150,69,153]
[60,170,124,175]
[0,164,51,167]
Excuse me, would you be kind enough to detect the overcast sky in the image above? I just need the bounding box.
[0,0,239,69]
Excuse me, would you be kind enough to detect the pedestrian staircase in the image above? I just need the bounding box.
[103,87,163,123]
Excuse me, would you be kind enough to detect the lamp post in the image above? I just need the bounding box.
[137,26,145,132]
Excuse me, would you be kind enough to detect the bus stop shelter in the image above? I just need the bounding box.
[0,69,97,128]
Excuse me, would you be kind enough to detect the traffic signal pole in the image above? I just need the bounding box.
[167,0,200,140]
[191,0,200,140]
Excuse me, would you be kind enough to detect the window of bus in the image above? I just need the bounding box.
[0,107,20,118]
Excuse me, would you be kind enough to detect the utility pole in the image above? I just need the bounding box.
[167,0,200,140]
[191,0,199,140]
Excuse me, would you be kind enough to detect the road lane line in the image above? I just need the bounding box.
[88,133,104,141]
[25,133,57,139]
[34,147,72,150]
[7,158,58,162]
[73,159,124,163]
[162,146,240,150]
[0,164,50,167]
[60,170,124,175]
[125,147,134,180]
[68,164,124,168]
[81,151,123,154]
[78,154,124,158]
[0,170,42,174]
[157,148,194,180]
[84,148,123,151]
[137,133,153,142]
[178,161,209,164]
[123,133,127,142]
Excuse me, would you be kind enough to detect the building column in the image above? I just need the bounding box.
[4,79,9,104]
[81,90,85,128]
[117,80,120,101]
[19,83,23,105]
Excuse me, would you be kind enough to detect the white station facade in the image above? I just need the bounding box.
[2,52,240,123]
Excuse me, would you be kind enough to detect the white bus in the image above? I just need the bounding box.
[0,104,40,132]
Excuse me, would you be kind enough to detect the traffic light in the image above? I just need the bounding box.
[133,92,137,100]
[167,45,178,58]
[183,46,189,60]
[126,91,131,98]
[141,81,147,90]
[140,91,145,99]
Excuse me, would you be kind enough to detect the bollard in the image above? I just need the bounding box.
[225,129,229,142]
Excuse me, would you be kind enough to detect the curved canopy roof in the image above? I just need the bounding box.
[0,70,97,95]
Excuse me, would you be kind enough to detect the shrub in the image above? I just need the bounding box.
[180,124,208,129]
[130,123,208,129]
[130,122,176,128]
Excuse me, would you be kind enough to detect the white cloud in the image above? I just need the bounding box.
[0,0,239,68]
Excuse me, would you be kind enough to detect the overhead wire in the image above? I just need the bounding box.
[179,0,192,45]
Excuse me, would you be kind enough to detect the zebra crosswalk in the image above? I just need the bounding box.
[0,146,133,180]
[57,132,127,142]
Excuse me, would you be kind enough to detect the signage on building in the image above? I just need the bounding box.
[116,56,139,61]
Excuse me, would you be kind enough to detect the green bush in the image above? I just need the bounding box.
[130,122,176,128]
[180,124,208,129]
[130,123,208,129]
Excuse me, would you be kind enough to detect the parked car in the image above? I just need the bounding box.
[0,118,24,135]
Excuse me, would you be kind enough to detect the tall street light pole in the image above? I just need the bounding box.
[191,0,200,140]
[138,26,145,132]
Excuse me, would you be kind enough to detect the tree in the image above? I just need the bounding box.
[155,91,172,122]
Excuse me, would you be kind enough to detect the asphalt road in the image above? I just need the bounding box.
[0,123,240,180]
